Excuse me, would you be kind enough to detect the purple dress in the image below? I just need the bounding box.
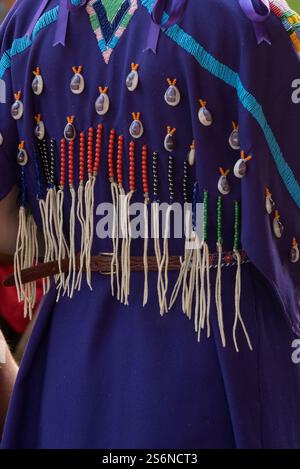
[1,0,300,448]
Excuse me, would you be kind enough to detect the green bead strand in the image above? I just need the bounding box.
[233,200,240,251]
[203,190,208,242]
[217,196,222,244]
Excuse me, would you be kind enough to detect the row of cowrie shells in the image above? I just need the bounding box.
[16,66,299,267]
[18,67,246,190]
[265,187,299,263]
[16,142,28,166]
[265,188,284,239]
[10,65,242,150]
[290,238,300,263]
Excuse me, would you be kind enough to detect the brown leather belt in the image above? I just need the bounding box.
[2,250,249,287]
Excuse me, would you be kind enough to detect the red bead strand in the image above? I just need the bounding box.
[93,123,103,176]
[79,131,85,184]
[87,127,94,177]
[141,144,148,197]
[116,135,124,187]
[108,128,116,182]
[129,141,135,193]
[68,139,74,187]
[59,138,66,188]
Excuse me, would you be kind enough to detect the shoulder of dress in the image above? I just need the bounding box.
[0,0,58,43]
[269,0,300,57]
[0,0,59,79]
[140,0,243,23]
[176,0,300,61]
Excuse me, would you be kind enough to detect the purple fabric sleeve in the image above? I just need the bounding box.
[0,147,18,200]
[0,8,20,201]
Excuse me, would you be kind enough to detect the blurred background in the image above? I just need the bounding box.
[0,1,13,22]
[290,1,300,11]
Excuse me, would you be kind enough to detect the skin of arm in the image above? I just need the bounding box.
[0,329,18,436]
[0,185,20,255]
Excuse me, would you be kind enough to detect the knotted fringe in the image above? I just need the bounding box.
[112,134,125,302]
[120,191,134,305]
[111,181,120,298]
[40,189,58,294]
[55,138,70,300]
[82,124,103,292]
[38,198,50,294]
[197,241,211,342]
[120,141,135,305]
[120,193,126,302]
[59,138,77,298]
[141,145,149,307]
[193,247,201,332]
[143,201,149,306]
[84,175,96,290]
[184,235,201,322]
[47,188,59,261]
[169,205,193,311]
[81,127,96,291]
[74,131,86,292]
[75,182,85,291]
[152,202,167,313]
[232,250,253,352]
[232,201,252,352]
[56,188,70,300]
[182,203,199,320]
[36,139,55,293]
[48,188,60,289]
[215,242,226,347]
[14,208,26,303]
[63,186,76,297]
[126,191,134,305]
[14,208,38,319]
[215,195,226,347]
[158,205,171,315]
[168,241,192,310]
[158,154,175,314]
[151,152,166,311]
[120,190,127,303]
[24,213,39,319]
[107,129,121,300]
[38,189,59,295]
[169,191,212,342]
[197,191,211,342]
[83,179,92,287]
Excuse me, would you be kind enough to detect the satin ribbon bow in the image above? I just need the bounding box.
[239,0,271,45]
[144,0,188,54]
[54,0,88,47]
[26,0,87,45]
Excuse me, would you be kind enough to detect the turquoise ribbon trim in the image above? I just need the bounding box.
[141,0,300,208]
[0,6,59,80]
